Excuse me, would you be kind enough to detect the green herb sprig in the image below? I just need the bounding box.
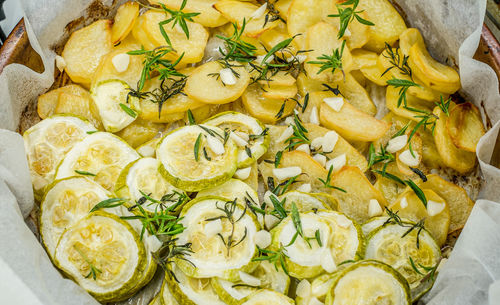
[73,245,102,281]
[307,40,346,76]
[328,0,374,39]
[158,0,200,45]
[318,166,347,192]
[252,244,289,275]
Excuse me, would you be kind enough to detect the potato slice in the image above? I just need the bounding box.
[213,0,279,38]
[242,83,295,124]
[55,93,103,129]
[142,10,209,64]
[420,129,443,169]
[418,174,474,233]
[433,106,476,173]
[374,175,406,205]
[358,0,407,52]
[360,63,391,86]
[399,28,426,57]
[385,86,434,122]
[62,20,113,87]
[316,91,390,142]
[37,85,91,119]
[259,23,296,54]
[287,0,335,48]
[351,49,378,70]
[390,188,450,246]
[111,1,139,44]
[258,71,296,87]
[446,102,485,152]
[91,43,144,89]
[131,15,156,50]
[304,22,353,83]
[274,0,293,21]
[332,72,376,116]
[330,166,388,223]
[327,9,370,49]
[396,133,423,176]
[152,0,227,27]
[185,61,250,104]
[115,118,164,148]
[262,85,298,100]
[409,44,460,94]
[296,73,323,96]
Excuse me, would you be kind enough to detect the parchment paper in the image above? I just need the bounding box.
[0,0,499,304]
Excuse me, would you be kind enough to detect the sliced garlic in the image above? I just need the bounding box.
[273,166,302,181]
[55,55,66,72]
[398,149,420,167]
[427,200,445,216]
[400,197,409,209]
[296,279,312,298]
[323,97,344,112]
[325,154,346,173]
[320,250,337,273]
[368,199,383,217]
[239,271,261,286]
[220,68,237,85]
[386,135,408,153]
[313,154,327,167]
[206,135,225,155]
[322,131,339,153]
[344,28,352,37]
[278,126,294,143]
[230,132,248,147]
[254,230,272,249]
[310,106,319,125]
[309,297,324,305]
[238,150,251,163]
[234,131,250,142]
[250,3,267,19]
[297,183,312,193]
[264,214,280,230]
[256,54,274,65]
[112,53,130,73]
[296,144,310,154]
[234,167,251,180]
[137,145,155,157]
[204,218,222,237]
[310,137,324,150]
[336,214,352,228]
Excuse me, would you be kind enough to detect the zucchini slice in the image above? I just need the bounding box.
[160,274,180,305]
[40,176,111,257]
[278,191,329,212]
[361,216,390,237]
[54,211,146,302]
[238,289,294,305]
[196,178,259,209]
[204,111,269,168]
[115,157,186,214]
[55,131,140,191]
[325,260,411,305]
[157,125,238,192]
[174,197,260,279]
[91,79,141,132]
[166,265,225,305]
[364,222,441,290]
[23,114,95,195]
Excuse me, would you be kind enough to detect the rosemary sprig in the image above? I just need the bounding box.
[367,143,395,169]
[74,170,96,177]
[263,0,283,28]
[409,256,440,282]
[144,76,188,118]
[248,127,269,140]
[187,109,196,125]
[90,198,127,212]
[217,19,257,63]
[205,200,248,256]
[383,207,427,249]
[374,170,428,208]
[381,43,412,79]
[193,133,202,161]
[119,103,138,118]
[318,166,347,192]
[269,194,288,220]
[271,175,301,196]
[435,95,451,116]
[284,113,310,151]
[121,205,185,240]
[386,78,421,108]
[407,111,438,156]
[307,40,346,76]
[252,244,289,275]
[153,238,194,282]
[274,150,283,168]
[328,0,374,38]
[73,245,102,281]
[286,202,309,246]
[158,0,200,45]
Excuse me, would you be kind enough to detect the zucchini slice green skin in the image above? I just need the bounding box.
[237,289,294,305]
[174,196,260,280]
[203,111,270,168]
[157,125,238,192]
[325,260,411,305]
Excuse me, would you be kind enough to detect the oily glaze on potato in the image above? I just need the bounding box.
[446,102,485,152]
[111,1,139,45]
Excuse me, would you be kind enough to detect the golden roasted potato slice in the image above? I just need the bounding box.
[390,188,450,246]
[433,106,476,173]
[330,166,388,223]
[304,22,353,83]
[418,174,474,233]
[152,0,227,27]
[142,10,209,64]
[274,0,293,21]
[213,0,279,38]
[385,86,434,122]
[409,44,461,94]
[258,71,296,87]
[131,15,156,50]
[261,85,298,100]
[242,83,295,124]
[91,43,144,89]
[420,129,443,169]
[399,28,425,56]
[115,118,164,148]
[287,0,335,48]
[351,49,378,70]
[446,102,485,152]
[111,1,139,44]
[360,64,391,86]
[296,73,324,96]
[55,93,103,130]
[333,72,376,116]
[327,9,370,49]
[37,85,91,119]
[259,22,296,55]
[374,175,407,205]
[316,91,390,142]
[358,0,407,52]
[185,61,250,104]
[62,20,113,87]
